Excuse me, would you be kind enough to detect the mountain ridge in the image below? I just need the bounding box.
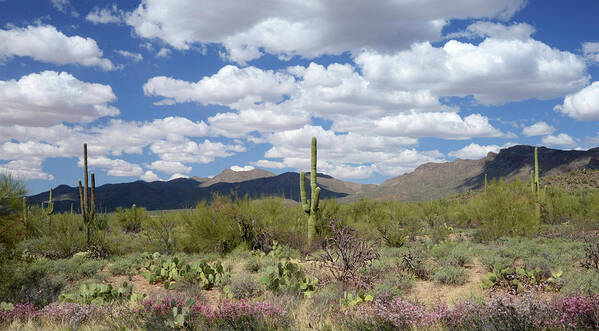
[28,145,599,211]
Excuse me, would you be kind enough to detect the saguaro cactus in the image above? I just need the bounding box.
[22,197,28,230]
[78,143,96,246]
[300,137,321,247]
[42,188,54,232]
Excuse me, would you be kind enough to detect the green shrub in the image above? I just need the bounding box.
[109,253,146,276]
[561,269,599,295]
[142,213,182,254]
[433,265,467,285]
[229,273,261,299]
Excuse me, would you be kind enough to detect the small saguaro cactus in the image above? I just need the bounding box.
[300,136,321,247]
[22,197,28,228]
[78,143,96,246]
[484,173,488,192]
[42,188,54,232]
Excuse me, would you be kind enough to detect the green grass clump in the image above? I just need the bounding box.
[433,266,468,286]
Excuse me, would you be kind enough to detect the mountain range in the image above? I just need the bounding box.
[28,145,599,212]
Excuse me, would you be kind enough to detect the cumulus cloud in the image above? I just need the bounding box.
[257,125,444,178]
[0,159,54,180]
[156,48,171,58]
[230,165,255,172]
[149,137,245,164]
[448,142,515,159]
[78,156,143,177]
[125,0,524,63]
[355,37,588,106]
[140,170,162,182]
[331,112,504,139]
[0,25,114,70]
[0,71,119,126]
[0,116,223,181]
[522,121,556,136]
[454,21,535,40]
[51,0,69,12]
[144,65,296,106]
[86,4,125,24]
[555,82,599,121]
[541,133,577,148]
[115,50,143,62]
[583,42,599,63]
[148,160,191,174]
[168,173,187,180]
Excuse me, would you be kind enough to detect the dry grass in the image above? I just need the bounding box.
[407,257,487,307]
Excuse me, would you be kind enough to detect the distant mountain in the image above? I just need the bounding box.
[196,168,275,187]
[28,146,599,211]
[28,169,372,212]
[350,145,599,201]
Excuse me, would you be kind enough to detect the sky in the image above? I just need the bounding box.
[1,0,599,195]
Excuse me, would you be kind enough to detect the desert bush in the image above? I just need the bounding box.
[433,265,467,286]
[245,256,263,273]
[453,180,540,241]
[143,212,181,254]
[109,253,145,276]
[0,173,26,255]
[315,219,380,288]
[581,235,599,271]
[115,205,148,233]
[399,248,431,280]
[230,273,262,299]
[561,269,599,295]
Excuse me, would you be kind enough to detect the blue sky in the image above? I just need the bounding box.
[1,0,598,194]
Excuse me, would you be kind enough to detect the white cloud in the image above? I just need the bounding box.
[86,5,125,24]
[0,159,54,180]
[140,170,161,182]
[0,71,119,126]
[156,48,171,58]
[332,112,504,139]
[0,25,114,70]
[230,165,254,172]
[448,142,515,159]
[456,21,535,40]
[541,133,577,148]
[51,0,69,12]
[583,42,599,63]
[555,82,599,121]
[150,137,245,164]
[258,125,444,178]
[125,0,524,63]
[522,121,556,136]
[148,160,191,174]
[251,160,286,169]
[78,156,143,177]
[168,173,187,180]
[115,50,143,62]
[144,65,296,106]
[355,35,588,105]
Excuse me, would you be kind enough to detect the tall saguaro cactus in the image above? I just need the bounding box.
[42,188,54,232]
[300,137,321,247]
[531,147,541,197]
[78,143,96,246]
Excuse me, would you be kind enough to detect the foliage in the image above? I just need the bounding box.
[115,204,147,233]
[59,281,142,305]
[262,259,318,297]
[433,265,467,285]
[141,252,229,290]
[399,248,430,280]
[315,219,380,287]
[581,235,599,271]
